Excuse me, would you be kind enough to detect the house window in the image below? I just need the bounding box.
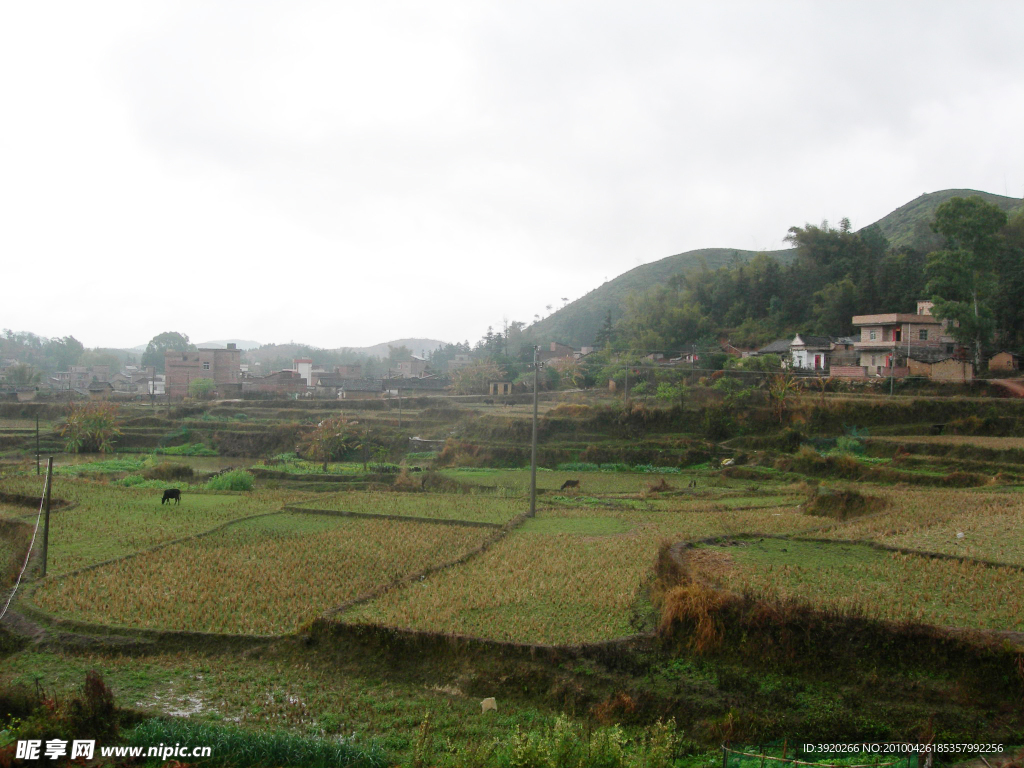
[869,330,877,341]
[203,362,210,370]
[918,329,928,341]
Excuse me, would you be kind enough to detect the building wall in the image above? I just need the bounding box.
[242,370,307,395]
[791,348,828,370]
[166,347,242,398]
[989,352,1019,372]
[831,365,867,379]
[930,359,973,383]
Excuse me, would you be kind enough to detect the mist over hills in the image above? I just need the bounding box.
[528,189,1023,348]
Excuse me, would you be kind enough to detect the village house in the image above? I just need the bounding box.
[383,376,450,396]
[989,351,1021,372]
[392,356,430,379]
[52,365,110,391]
[789,334,833,372]
[87,381,114,400]
[313,376,382,400]
[165,344,242,399]
[828,300,970,381]
[241,369,306,397]
[537,342,577,364]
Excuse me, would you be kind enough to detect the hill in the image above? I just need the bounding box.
[529,189,1023,348]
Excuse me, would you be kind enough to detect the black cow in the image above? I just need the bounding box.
[559,479,580,491]
[161,489,181,505]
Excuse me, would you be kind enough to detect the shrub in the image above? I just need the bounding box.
[804,488,885,520]
[205,470,255,491]
[61,402,123,453]
[834,435,865,455]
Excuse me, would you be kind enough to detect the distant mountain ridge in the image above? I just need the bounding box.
[528,189,1023,347]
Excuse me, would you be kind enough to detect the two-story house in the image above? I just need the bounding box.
[849,300,957,377]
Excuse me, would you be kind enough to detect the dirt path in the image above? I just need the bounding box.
[991,378,1024,397]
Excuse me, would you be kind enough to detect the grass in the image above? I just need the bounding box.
[693,537,1024,632]
[344,503,820,645]
[126,714,388,767]
[0,475,294,574]
[0,646,692,768]
[814,486,1024,565]
[33,514,491,634]
[295,491,524,524]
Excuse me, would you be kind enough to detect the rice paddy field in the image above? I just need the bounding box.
[294,490,524,524]
[0,474,296,574]
[813,486,1024,565]
[33,514,491,634]
[6,451,1024,645]
[690,537,1024,632]
[343,501,821,645]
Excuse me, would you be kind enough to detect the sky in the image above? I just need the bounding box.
[2,1,1022,351]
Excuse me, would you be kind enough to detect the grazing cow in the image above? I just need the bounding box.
[483,398,494,405]
[559,479,580,491]
[161,488,181,505]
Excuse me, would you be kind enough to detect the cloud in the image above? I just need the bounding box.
[1,1,1022,348]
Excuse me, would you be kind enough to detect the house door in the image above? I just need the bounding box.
[814,354,822,370]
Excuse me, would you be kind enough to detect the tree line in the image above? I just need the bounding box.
[606,198,1024,359]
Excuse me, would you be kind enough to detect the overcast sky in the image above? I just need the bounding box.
[2,1,1022,351]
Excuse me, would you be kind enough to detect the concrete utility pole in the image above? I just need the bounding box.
[529,345,539,518]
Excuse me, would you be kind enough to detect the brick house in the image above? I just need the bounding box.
[165,344,242,399]
[849,300,956,377]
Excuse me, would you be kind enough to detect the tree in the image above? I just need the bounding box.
[449,360,506,395]
[306,416,361,471]
[48,336,84,370]
[61,402,123,453]
[188,377,216,399]
[548,356,584,389]
[142,332,195,373]
[926,196,1008,370]
[593,310,615,348]
[4,363,42,386]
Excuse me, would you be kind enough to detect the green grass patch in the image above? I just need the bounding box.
[156,442,219,456]
[126,714,388,767]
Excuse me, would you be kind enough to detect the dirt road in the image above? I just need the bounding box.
[991,379,1024,397]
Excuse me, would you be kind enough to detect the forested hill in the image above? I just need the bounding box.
[529,247,794,350]
[529,189,1022,348]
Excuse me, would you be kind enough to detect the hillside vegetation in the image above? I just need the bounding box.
[530,189,1023,347]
